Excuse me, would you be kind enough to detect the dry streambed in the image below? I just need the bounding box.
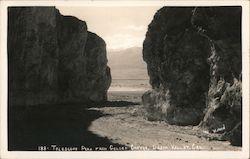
[88,104,241,151]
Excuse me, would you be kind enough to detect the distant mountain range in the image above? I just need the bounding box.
[107,47,149,79]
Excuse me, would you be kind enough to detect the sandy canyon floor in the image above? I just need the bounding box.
[8,86,241,151]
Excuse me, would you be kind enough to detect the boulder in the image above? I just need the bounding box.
[142,7,242,146]
[143,7,211,125]
[8,7,111,105]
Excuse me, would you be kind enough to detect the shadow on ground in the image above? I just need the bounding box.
[8,102,130,151]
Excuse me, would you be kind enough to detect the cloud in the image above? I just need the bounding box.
[103,33,144,50]
[124,25,147,31]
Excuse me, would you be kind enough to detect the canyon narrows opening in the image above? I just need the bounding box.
[58,6,158,102]
[7,6,242,152]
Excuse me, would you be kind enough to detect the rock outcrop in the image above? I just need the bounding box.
[142,7,242,145]
[8,7,111,106]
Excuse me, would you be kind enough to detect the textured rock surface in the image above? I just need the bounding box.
[142,7,242,145]
[8,7,111,105]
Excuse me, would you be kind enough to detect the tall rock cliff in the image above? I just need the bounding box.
[8,7,111,105]
[142,7,242,145]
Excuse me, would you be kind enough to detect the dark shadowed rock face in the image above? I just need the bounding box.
[8,7,111,105]
[142,7,242,145]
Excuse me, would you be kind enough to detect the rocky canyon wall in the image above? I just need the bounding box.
[142,7,242,145]
[8,7,111,106]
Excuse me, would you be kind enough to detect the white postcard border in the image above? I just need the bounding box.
[0,1,249,159]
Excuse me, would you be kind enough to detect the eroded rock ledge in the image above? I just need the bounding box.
[142,7,242,145]
[8,7,111,105]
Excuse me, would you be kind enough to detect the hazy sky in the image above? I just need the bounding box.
[57,7,160,50]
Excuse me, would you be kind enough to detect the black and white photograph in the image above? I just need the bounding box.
[0,0,249,159]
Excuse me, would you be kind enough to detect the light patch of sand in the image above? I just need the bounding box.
[88,91,241,151]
